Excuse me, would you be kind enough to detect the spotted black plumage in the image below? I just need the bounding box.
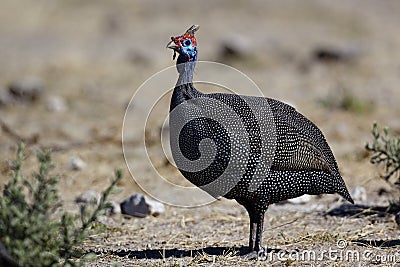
[167,25,353,255]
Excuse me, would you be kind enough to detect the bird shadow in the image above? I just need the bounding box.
[89,246,282,259]
[88,241,400,261]
[326,203,400,218]
[353,239,400,248]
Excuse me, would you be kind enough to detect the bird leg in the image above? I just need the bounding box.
[244,204,266,253]
[241,206,267,260]
[240,205,260,260]
[242,204,257,252]
[248,219,257,252]
[254,211,265,253]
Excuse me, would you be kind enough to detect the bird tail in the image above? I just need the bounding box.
[334,173,354,204]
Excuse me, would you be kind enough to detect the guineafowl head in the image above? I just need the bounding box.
[167,25,199,65]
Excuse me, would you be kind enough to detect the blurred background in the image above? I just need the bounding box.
[1,0,400,202]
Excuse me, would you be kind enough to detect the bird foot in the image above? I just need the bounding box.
[240,248,266,260]
[240,251,259,260]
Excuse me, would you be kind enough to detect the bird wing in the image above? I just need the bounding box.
[267,98,337,174]
[187,89,338,174]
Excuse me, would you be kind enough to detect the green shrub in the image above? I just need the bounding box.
[0,143,122,267]
[365,122,400,187]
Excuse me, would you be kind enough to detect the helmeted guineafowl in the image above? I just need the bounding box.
[167,25,353,256]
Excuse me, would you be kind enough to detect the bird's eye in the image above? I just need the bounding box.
[183,39,191,46]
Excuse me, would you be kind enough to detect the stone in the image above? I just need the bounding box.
[287,194,312,204]
[46,95,67,112]
[350,186,367,204]
[8,76,44,102]
[67,157,86,171]
[0,89,14,107]
[120,193,165,218]
[76,190,101,205]
[145,196,165,216]
[218,34,253,61]
[105,200,121,215]
[311,45,361,64]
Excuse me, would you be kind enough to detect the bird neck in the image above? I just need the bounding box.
[170,60,202,111]
[176,60,196,86]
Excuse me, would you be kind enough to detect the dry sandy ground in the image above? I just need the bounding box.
[1,0,400,266]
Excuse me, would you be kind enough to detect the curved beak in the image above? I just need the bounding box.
[166,40,179,50]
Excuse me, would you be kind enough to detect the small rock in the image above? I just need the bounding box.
[218,34,253,61]
[76,190,101,205]
[67,157,86,171]
[8,76,44,102]
[120,194,148,218]
[120,193,165,218]
[311,45,361,64]
[46,96,67,112]
[287,194,312,204]
[0,89,15,107]
[395,212,400,226]
[145,196,165,216]
[350,186,367,203]
[105,200,121,215]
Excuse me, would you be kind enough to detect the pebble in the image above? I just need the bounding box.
[67,157,87,171]
[76,190,101,205]
[0,89,14,107]
[350,186,367,204]
[46,95,67,112]
[218,34,253,60]
[311,45,361,64]
[287,194,312,204]
[8,76,44,102]
[76,192,121,216]
[105,200,121,215]
[120,193,165,218]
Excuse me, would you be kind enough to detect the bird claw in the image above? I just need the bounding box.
[241,249,267,260]
[240,251,258,260]
[241,248,268,261]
